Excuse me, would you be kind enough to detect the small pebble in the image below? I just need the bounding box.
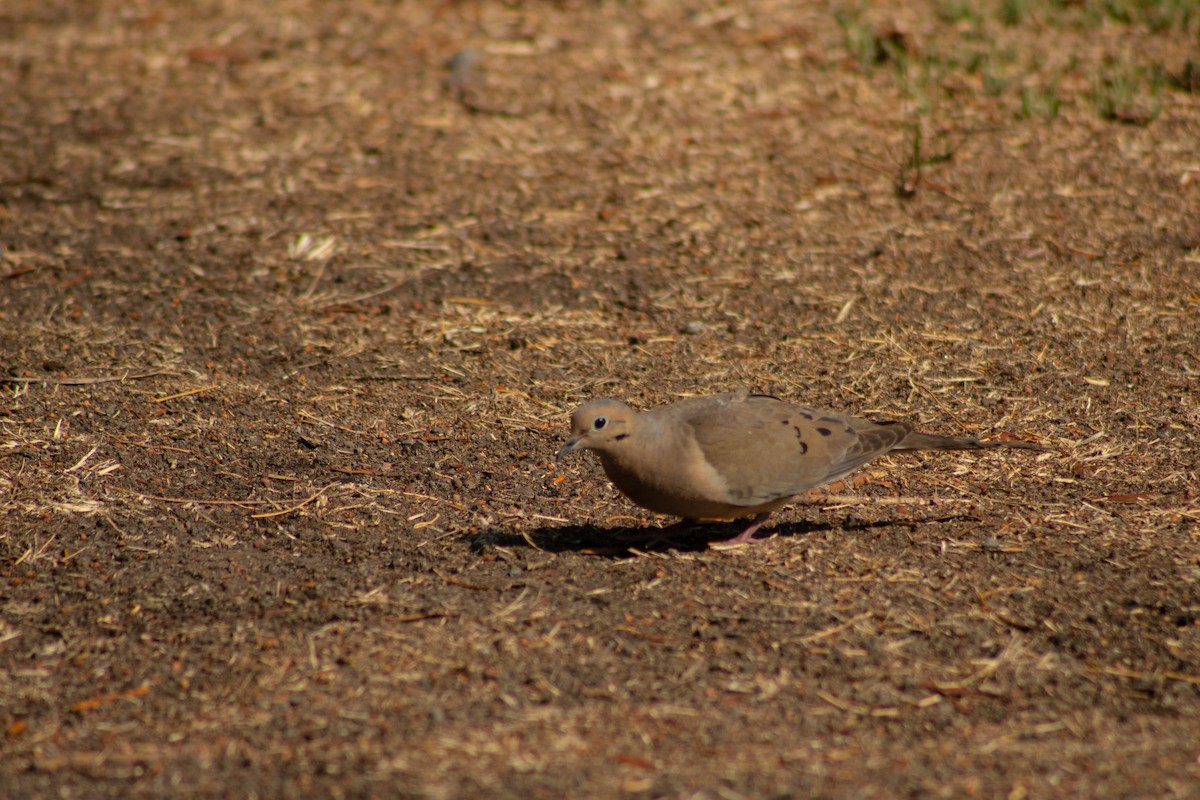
[445,49,483,96]
[681,321,707,335]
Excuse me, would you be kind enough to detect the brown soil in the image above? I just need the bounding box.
[2,1,1199,797]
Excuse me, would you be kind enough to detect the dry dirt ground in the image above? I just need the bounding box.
[2,1,1200,797]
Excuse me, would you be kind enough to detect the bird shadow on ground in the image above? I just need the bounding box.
[463,516,973,556]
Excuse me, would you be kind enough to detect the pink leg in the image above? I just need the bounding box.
[713,512,774,546]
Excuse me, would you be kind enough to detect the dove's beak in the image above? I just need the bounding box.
[556,434,583,463]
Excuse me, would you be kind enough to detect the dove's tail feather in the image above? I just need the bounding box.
[897,431,1045,452]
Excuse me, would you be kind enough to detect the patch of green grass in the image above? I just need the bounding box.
[834,0,1185,131]
[833,5,882,71]
[983,68,1011,97]
[970,49,1020,97]
[833,5,917,73]
[1000,0,1199,32]
[936,0,981,26]
[1098,0,1200,32]
[1091,61,1165,124]
[961,49,988,75]
[1000,0,1035,26]
[1019,82,1062,119]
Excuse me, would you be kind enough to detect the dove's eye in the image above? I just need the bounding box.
[594,417,607,430]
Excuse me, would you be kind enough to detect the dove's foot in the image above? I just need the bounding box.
[711,512,774,548]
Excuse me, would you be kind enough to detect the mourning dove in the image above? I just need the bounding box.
[556,392,1041,545]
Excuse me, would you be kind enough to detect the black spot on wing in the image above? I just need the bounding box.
[792,425,808,453]
[817,427,832,436]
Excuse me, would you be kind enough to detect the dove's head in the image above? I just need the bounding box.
[556,399,637,461]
